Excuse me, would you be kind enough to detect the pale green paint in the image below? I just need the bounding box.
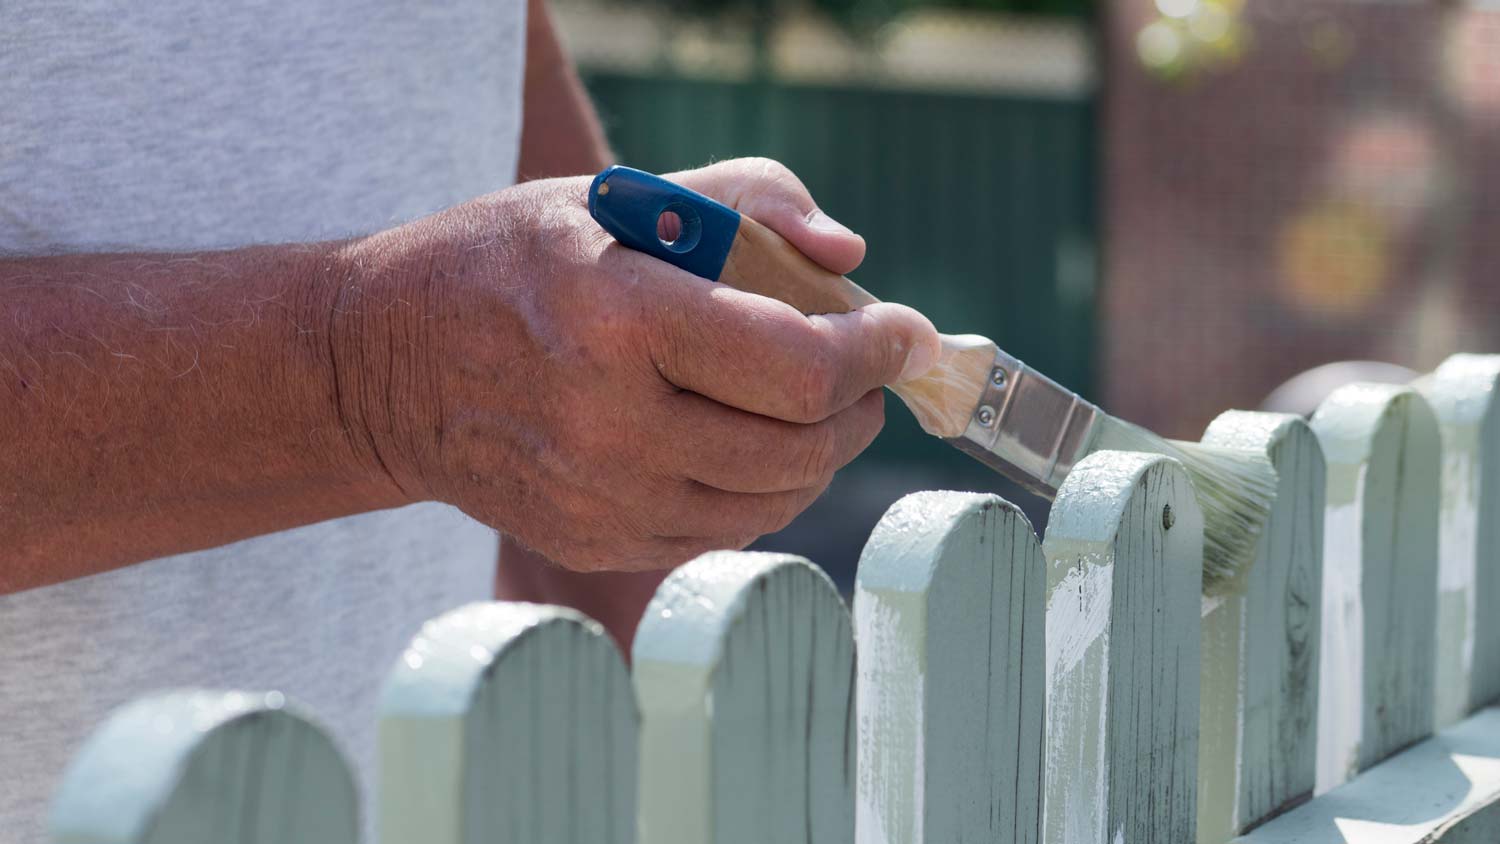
[633,551,855,844]
[1042,450,1204,844]
[852,491,1044,844]
[1197,412,1327,841]
[1415,354,1500,728]
[49,690,356,844]
[378,601,637,844]
[1233,706,1500,844]
[1311,385,1442,793]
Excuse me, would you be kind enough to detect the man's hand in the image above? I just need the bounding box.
[337,158,940,571]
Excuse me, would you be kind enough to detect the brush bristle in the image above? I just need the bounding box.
[1092,418,1278,592]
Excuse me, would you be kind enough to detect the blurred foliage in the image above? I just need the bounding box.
[1136,0,1248,81]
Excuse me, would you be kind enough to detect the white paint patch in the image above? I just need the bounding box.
[1317,466,1366,794]
[853,591,926,844]
[1046,554,1112,676]
[1044,545,1113,844]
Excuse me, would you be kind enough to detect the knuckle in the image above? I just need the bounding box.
[749,156,793,183]
[724,157,805,214]
[794,424,840,487]
[795,352,841,422]
[760,492,805,535]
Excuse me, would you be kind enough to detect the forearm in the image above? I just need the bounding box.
[0,242,402,591]
[517,0,613,180]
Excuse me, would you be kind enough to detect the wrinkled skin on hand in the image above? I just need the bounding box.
[331,158,941,571]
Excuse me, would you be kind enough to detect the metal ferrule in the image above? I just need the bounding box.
[944,347,1100,500]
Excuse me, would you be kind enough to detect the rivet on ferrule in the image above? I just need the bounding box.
[976,405,996,427]
[991,367,1007,388]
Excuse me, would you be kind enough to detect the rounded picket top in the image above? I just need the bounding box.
[379,601,637,844]
[1197,410,1327,837]
[1310,383,1441,790]
[854,491,1044,844]
[633,551,855,844]
[50,690,356,844]
[1042,450,1204,844]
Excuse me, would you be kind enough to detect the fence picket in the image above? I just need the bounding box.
[1041,450,1203,844]
[40,349,1500,844]
[1415,354,1500,727]
[1196,412,1326,840]
[853,491,1044,844]
[378,602,636,844]
[1310,384,1442,792]
[633,551,855,844]
[49,690,356,844]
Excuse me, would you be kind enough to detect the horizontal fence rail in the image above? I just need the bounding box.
[47,352,1500,844]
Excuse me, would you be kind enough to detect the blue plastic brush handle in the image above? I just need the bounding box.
[588,166,743,282]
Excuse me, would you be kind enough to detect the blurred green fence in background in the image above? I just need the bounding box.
[582,67,1098,580]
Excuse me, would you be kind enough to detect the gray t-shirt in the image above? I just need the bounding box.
[0,1,526,839]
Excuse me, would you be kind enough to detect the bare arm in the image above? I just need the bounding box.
[4,162,938,598]
[0,243,403,591]
[516,0,612,181]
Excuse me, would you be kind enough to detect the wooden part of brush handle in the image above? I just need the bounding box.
[719,216,994,438]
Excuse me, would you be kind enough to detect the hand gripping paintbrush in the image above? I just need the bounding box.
[588,166,1275,591]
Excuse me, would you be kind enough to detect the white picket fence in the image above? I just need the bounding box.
[47,353,1500,844]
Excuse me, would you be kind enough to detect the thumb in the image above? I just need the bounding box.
[666,157,867,276]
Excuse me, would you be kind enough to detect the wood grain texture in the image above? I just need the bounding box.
[1197,411,1326,841]
[633,551,855,844]
[1414,354,1500,728]
[1310,384,1442,793]
[1041,450,1204,844]
[719,215,880,315]
[717,215,995,439]
[49,690,356,844]
[378,602,637,844]
[853,491,1044,844]
[1232,706,1500,844]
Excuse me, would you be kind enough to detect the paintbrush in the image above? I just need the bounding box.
[589,166,1275,591]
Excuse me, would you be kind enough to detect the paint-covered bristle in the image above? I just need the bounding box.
[1091,417,1278,591]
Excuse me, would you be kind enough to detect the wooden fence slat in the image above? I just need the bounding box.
[1310,384,1442,792]
[633,551,855,844]
[853,491,1044,844]
[49,690,356,844]
[1041,450,1204,844]
[378,601,636,844]
[1197,412,1326,840]
[1415,354,1500,727]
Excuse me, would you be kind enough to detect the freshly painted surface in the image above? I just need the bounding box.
[1233,706,1500,843]
[379,602,636,844]
[1415,354,1500,728]
[1042,450,1204,844]
[49,690,356,844]
[633,551,855,844]
[1310,384,1442,792]
[853,491,1044,844]
[1197,412,1326,840]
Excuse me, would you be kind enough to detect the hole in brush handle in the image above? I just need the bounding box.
[589,165,741,281]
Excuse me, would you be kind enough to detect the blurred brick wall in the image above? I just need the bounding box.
[1104,0,1500,437]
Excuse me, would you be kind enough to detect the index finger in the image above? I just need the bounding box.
[640,264,940,423]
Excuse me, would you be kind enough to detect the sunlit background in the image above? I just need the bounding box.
[554,0,1500,588]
